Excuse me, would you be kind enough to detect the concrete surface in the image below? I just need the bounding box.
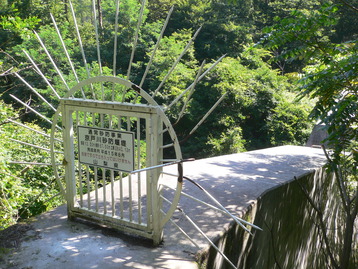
[306,124,328,147]
[1,145,326,269]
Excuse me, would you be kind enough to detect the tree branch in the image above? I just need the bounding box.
[1,66,35,77]
[350,191,357,205]
[295,176,339,269]
[337,0,358,12]
[322,146,351,214]
[0,48,19,65]
[0,67,14,77]
[352,184,358,220]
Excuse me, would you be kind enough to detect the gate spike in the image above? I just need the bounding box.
[8,119,63,143]
[177,207,238,269]
[50,13,85,99]
[166,215,200,248]
[160,143,174,149]
[162,182,261,231]
[10,94,62,130]
[139,6,174,88]
[10,138,63,154]
[184,176,262,232]
[188,93,227,136]
[22,50,61,99]
[160,203,200,248]
[152,26,202,98]
[174,61,206,125]
[167,60,206,115]
[127,0,147,80]
[195,54,226,82]
[69,0,95,98]
[131,6,174,104]
[8,161,62,166]
[181,93,228,143]
[19,179,59,218]
[91,0,104,99]
[33,31,71,92]
[14,72,56,112]
[112,0,120,100]
[164,55,226,113]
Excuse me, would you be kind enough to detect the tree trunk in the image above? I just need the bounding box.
[64,0,68,21]
[340,190,358,269]
[97,0,103,29]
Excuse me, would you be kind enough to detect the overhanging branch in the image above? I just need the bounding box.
[338,0,358,12]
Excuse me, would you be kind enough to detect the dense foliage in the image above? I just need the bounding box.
[0,100,63,229]
[261,1,357,268]
[0,5,356,265]
[0,0,317,160]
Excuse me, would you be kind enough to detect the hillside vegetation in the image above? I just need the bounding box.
[0,2,357,266]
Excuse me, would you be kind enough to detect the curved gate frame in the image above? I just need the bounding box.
[50,76,183,245]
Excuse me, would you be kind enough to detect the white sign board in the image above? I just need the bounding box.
[78,126,135,172]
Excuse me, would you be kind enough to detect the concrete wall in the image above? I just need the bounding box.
[200,168,358,269]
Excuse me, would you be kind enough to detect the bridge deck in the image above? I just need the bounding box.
[2,145,326,269]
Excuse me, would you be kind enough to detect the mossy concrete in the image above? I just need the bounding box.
[202,169,358,269]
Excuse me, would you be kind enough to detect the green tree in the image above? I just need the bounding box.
[262,2,357,268]
[0,100,63,229]
[0,0,322,232]
[165,0,254,61]
[175,48,313,158]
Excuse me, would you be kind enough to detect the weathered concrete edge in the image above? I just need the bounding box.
[194,168,323,267]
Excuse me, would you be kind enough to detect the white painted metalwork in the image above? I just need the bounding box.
[178,206,238,269]
[139,6,174,89]
[9,138,63,154]
[8,119,62,142]
[152,26,202,98]
[22,50,61,99]
[46,76,184,244]
[50,13,79,85]
[9,94,61,129]
[7,0,260,259]
[127,0,146,80]
[8,161,60,166]
[34,31,71,92]
[14,73,56,112]
[174,60,206,125]
[187,92,228,138]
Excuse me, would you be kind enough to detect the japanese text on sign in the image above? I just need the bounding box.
[78,126,135,172]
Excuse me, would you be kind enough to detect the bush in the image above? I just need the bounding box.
[0,100,62,230]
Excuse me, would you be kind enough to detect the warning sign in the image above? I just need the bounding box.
[77,126,135,172]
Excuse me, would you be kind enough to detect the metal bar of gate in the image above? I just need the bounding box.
[119,115,124,219]
[102,168,107,214]
[107,114,114,215]
[168,216,200,248]
[178,207,238,269]
[111,169,115,216]
[76,111,84,208]
[84,112,91,210]
[63,100,168,236]
[127,116,133,221]
[110,121,114,215]
[136,117,142,224]
[94,166,99,212]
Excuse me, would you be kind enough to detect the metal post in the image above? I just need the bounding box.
[150,111,163,245]
[61,101,77,220]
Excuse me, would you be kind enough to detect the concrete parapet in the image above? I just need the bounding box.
[201,167,358,268]
[2,146,337,269]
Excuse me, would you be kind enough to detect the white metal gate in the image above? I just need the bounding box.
[7,1,262,263]
[50,76,183,245]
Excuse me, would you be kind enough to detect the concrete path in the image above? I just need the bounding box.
[1,146,326,269]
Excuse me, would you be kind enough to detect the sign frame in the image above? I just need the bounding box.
[77,125,135,172]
